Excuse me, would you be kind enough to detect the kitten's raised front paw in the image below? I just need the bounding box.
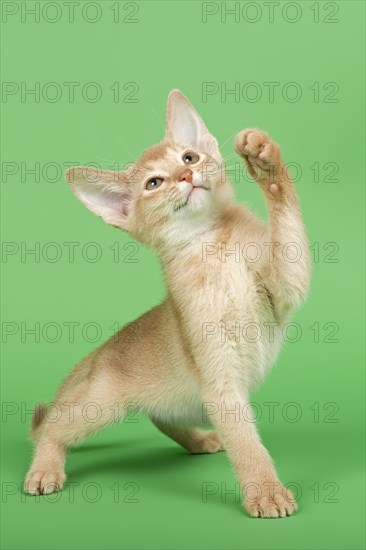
[24,468,66,496]
[244,482,297,518]
[235,129,284,193]
[189,430,224,454]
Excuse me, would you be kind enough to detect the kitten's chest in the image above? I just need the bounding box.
[173,244,259,322]
[166,240,280,383]
[206,256,256,317]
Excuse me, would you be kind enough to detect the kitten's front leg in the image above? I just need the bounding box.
[235,128,285,195]
[235,129,311,313]
[202,383,297,518]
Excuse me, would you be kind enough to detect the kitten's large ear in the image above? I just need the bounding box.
[166,89,221,161]
[65,167,132,228]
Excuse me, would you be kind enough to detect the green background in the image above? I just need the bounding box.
[1,1,365,548]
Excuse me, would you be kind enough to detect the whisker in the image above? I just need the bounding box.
[117,137,138,160]
[95,157,127,171]
[148,105,166,134]
[220,130,239,150]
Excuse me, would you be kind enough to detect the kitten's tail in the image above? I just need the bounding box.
[30,402,47,441]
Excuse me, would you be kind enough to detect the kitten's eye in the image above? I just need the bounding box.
[182,151,200,165]
[145,177,164,190]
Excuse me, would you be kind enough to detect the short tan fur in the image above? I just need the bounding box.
[24,90,311,518]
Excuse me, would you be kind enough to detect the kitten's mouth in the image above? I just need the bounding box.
[189,184,209,195]
[174,185,209,212]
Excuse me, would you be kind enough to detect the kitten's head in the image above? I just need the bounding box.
[65,90,233,248]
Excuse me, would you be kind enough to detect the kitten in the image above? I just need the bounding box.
[24,90,311,518]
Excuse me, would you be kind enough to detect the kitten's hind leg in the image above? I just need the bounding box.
[24,360,131,495]
[151,419,224,454]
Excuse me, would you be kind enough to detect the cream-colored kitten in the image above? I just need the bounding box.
[24,90,311,518]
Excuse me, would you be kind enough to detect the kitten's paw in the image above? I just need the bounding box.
[189,430,224,454]
[244,482,297,518]
[235,129,284,192]
[24,468,66,496]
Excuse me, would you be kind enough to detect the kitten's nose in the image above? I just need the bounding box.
[176,168,193,184]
